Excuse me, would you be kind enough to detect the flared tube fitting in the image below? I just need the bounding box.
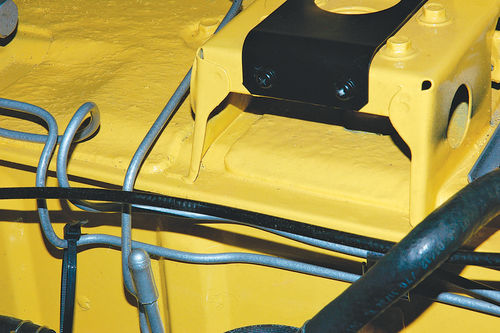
[128,249,159,305]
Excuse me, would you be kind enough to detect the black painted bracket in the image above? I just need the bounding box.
[242,0,428,110]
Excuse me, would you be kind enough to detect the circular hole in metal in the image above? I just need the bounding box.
[447,84,471,149]
[314,0,401,14]
[421,80,432,90]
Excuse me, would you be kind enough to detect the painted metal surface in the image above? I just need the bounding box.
[0,0,498,332]
[469,123,500,182]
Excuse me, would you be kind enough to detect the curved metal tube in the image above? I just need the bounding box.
[0,98,66,248]
[56,101,114,212]
[120,0,244,294]
[0,98,101,249]
[0,100,100,144]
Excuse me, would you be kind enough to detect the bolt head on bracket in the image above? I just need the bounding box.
[253,66,277,89]
[0,0,18,39]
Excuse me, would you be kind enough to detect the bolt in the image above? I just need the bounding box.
[0,0,18,38]
[254,67,276,89]
[334,79,356,101]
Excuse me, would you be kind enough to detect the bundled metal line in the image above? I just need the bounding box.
[0,184,497,267]
[0,98,499,302]
[0,97,499,320]
[0,184,499,316]
[0,96,498,315]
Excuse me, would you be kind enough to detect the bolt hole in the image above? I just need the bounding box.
[447,84,471,149]
[421,80,432,90]
[198,48,204,59]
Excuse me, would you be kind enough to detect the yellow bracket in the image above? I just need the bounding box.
[188,0,500,224]
[186,0,285,182]
[187,54,232,182]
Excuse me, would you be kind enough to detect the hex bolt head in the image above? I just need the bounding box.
[0,0,18,39]
[254,67,277,89]
[334,79,356,101]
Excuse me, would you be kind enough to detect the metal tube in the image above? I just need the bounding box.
[143,303,164,333]
[139,306,151,333]
[0,98,66,249]
[434,293,500,316]
[120,0,244,295]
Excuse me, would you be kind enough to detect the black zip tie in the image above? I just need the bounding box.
[60,222,81,333]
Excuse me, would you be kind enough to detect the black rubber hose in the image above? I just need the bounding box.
[0,172,498,267]
[226,325,299,333]
[0,315,55,333]
[0,186,393,251]
[302,169,500,333]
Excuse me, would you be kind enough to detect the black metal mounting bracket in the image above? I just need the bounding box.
[242,0,428,110]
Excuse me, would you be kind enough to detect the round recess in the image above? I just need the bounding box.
[314,0,401,14]
[447,84,471,149]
